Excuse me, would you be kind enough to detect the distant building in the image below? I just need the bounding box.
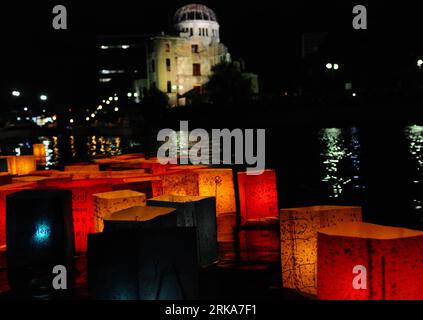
[97,4,257,107]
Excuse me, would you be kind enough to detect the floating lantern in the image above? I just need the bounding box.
[317,222,423,300]
[238,170,279,223]
[162,168,236,215]
[6,190,74,294]
[87,227,199,300]
[39,180,112,252]
[32,143,46,165]
[147,195,218,267]
[0,156,37,176]
[0,182,35,247]
[64,164,100,172]
[93,190,146,232]
[280,205,362,295]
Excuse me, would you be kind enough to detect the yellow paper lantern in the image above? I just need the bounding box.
[32,143,46,165]
[93,190,147,232]
[280,205,362,295]
[161,168,236,215]
[0,156,37,176]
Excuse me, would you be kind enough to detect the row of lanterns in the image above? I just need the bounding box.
[1,147,423,300]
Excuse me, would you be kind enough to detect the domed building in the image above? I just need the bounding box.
[98,4,257,107]
[134,3,232,106]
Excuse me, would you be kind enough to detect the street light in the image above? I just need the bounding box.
[326,63,333,70]
[417,59,423,69]
[40,94,47,101]
[12,90,20,97]
[69,119,74,124]
[333,63,339,70]
[114,107,119,112]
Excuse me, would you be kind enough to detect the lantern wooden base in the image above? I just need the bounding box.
[318,222,423,300]
[147,195,218,267]
[280,205,362,295]
[87,228,199,300]
[6,190,75,295]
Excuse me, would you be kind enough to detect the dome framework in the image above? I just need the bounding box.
[174,4,218,23]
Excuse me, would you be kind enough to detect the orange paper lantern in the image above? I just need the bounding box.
[280,205,362,295]
[162,168,236,215]
[237,170,279,223]
[317,222,423,300]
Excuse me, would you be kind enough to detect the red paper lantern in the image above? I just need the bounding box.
[38,179,112,252]
[237,170,279,222]
[317,222,423,300]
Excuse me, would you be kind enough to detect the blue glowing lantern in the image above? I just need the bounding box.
[87,228,199,300]
[6,189,75,295]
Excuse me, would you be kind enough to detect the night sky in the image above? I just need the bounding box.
[1,1,423,108]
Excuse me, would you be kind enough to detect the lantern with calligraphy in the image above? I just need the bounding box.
[280,205,362,295]
[317,222,423,300]
[42,180,112,252]
[32,143,46,166]
[162,168,236,215]
[93,190,146,232]
[6,189,74,295]
[87,227,199,300]
[147,195,218,267]
[237,170,279,223]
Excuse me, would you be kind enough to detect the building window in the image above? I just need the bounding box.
[193,63,201,76]
[165,43,170,52]
[192,44,199,53]
[167,81,172,93]
[190,28,193,36]
[206,29,209,36]
[151,59,155,73]
[193,85,202,94]
[166,58,171,72]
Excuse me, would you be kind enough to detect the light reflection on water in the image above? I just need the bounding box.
[319,127,362,198]
[405,125,423,212]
